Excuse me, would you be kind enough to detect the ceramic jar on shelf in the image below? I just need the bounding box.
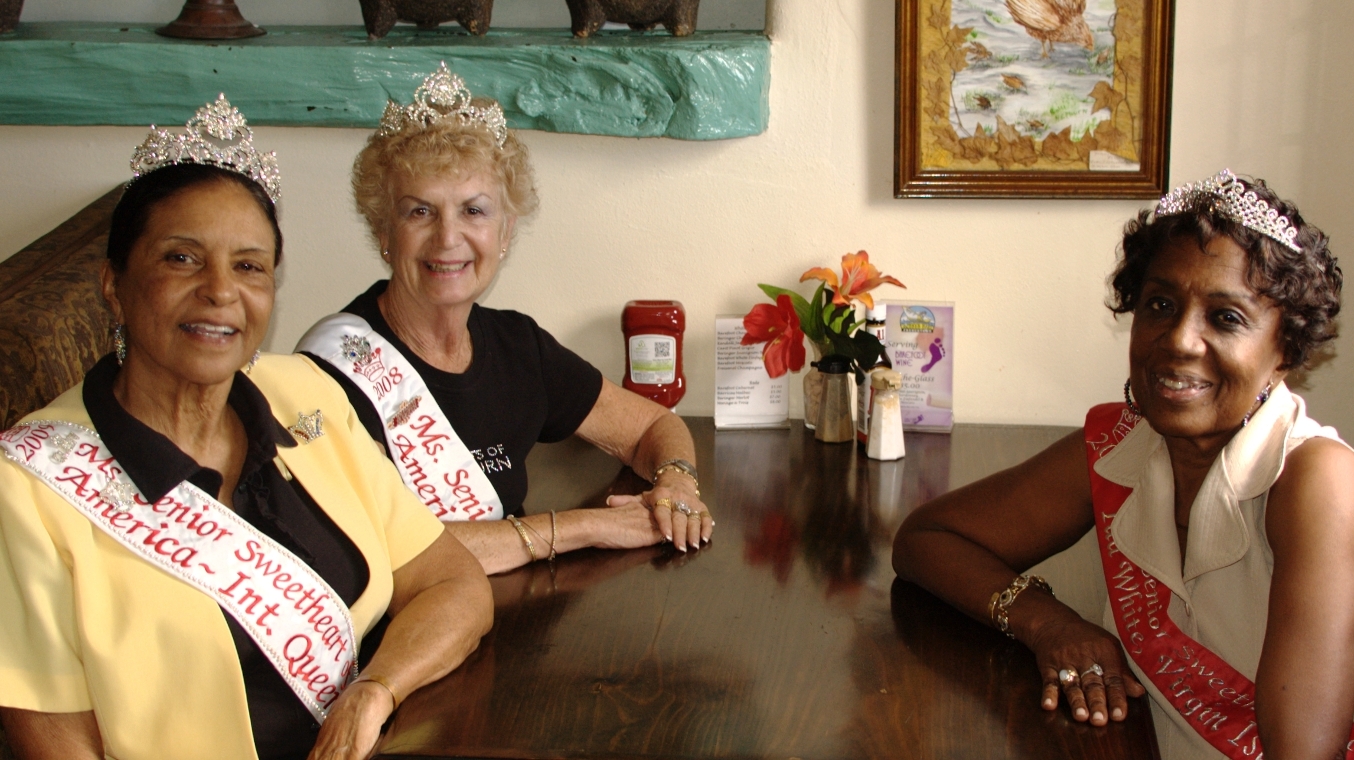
[0,0,23,34]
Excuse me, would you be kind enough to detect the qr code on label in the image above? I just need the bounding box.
[655,343,671,357]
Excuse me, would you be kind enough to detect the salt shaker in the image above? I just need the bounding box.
[866,369,905,460]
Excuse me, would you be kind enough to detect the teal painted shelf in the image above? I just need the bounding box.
[0,23,769,140]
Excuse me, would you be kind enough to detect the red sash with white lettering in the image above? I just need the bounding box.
[1085,403,1354,760]
[297,313,503,521]
[0,420,358,722]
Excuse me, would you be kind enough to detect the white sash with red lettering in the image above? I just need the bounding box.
[0,420,358,722]
[296,313,503,521]
[1085,403,1354,760]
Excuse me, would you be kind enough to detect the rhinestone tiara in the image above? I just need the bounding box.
[376,62,508,148]
[1155,169,1300,253]
[130,94,282,205]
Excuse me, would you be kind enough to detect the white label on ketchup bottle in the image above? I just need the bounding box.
[628,334,676,384]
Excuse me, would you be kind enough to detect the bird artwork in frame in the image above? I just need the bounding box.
[894,0,1175,198]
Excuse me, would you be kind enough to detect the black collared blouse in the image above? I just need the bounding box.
[82,354,370,760]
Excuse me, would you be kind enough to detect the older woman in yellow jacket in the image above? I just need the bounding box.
[0,97,492,760]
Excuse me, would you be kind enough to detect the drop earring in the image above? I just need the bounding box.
[114,323,128,366]
[244,350,261,375]
[1241,382,1274,427]
[1123,379,1142,416]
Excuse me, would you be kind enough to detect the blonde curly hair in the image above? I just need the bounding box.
[352,112,538,248]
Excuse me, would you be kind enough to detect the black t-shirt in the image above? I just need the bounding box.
[83,354,369,760]
[304,281,604,517]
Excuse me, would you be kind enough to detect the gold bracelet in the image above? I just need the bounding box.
[523,517,559,563]
[355,673,402,710]
[653,463,700,497]
[989,575,1053,639]
[506,515,537,561]
[549,510,558,562]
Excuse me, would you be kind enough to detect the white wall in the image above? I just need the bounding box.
[2,0,1352,431]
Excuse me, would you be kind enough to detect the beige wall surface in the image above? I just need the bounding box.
[1,0,1351,431]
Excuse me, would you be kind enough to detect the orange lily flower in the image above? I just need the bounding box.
[742,294,806,378]
[800,250,905,310]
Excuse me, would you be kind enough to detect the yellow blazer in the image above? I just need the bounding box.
[0,354,444,760]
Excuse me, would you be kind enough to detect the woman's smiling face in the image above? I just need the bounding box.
[102,179,277,387]
[1128,234,1287,450]
[381,168,513,313]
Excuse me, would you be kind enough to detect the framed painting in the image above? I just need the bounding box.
[895,0,1174,198]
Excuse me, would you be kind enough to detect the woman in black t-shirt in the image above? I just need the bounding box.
[297,65,711,575]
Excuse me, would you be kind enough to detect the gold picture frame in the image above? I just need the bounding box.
[895,0,1174,198]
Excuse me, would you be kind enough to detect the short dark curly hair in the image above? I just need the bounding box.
[1108,175,1341,370]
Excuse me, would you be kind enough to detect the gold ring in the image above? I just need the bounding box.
[1058,668,1079,687]
[654,498,674,510]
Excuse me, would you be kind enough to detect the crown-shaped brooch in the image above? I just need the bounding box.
[1155,169,1301,253]
[130,94,282,205]
[288,410,325,444]
[376,62,508,148]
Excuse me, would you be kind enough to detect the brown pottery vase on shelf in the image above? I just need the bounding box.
[359,0,495,38]
[566,0,699,37]
[0,0,23,34]
[157,0,265,39]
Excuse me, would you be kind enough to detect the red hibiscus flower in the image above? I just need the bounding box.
[742,294,806,378]
[800,250,905,310]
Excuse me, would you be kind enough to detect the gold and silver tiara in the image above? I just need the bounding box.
[129,94,282,205]
[376,62,508,148]
[1155,169,1300,253]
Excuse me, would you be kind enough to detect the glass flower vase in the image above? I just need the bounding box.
[802,341,830,430]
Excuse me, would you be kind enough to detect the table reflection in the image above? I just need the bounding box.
[377,420,1156,760]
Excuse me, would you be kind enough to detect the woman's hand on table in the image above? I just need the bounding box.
[309,528,491,757]
[894,430,1139,726]
[633,471,711,552]
[306,680,395,760]
[574,496,666,550]
[1024,606,1145,726]
[573,379,708,551]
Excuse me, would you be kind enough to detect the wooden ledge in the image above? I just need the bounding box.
[0,23,770,140]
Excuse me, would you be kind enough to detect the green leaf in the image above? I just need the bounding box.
[825,329,856,358]
[850,330,891,370]
[822,329,891,375]
[819,296,842,327]
[802,283,829,343]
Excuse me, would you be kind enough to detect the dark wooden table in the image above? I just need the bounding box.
[376,419,1160,760]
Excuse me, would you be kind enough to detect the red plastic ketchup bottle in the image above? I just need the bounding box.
[622,300,686,409]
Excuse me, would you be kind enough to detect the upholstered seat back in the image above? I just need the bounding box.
[0,187,121,430]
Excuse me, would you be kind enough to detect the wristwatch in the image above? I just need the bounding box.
[653,458,699,495]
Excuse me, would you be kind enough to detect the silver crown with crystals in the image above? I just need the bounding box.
[1155,169,1301,253]
[130,94,282,205]
[376,62,508,148]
